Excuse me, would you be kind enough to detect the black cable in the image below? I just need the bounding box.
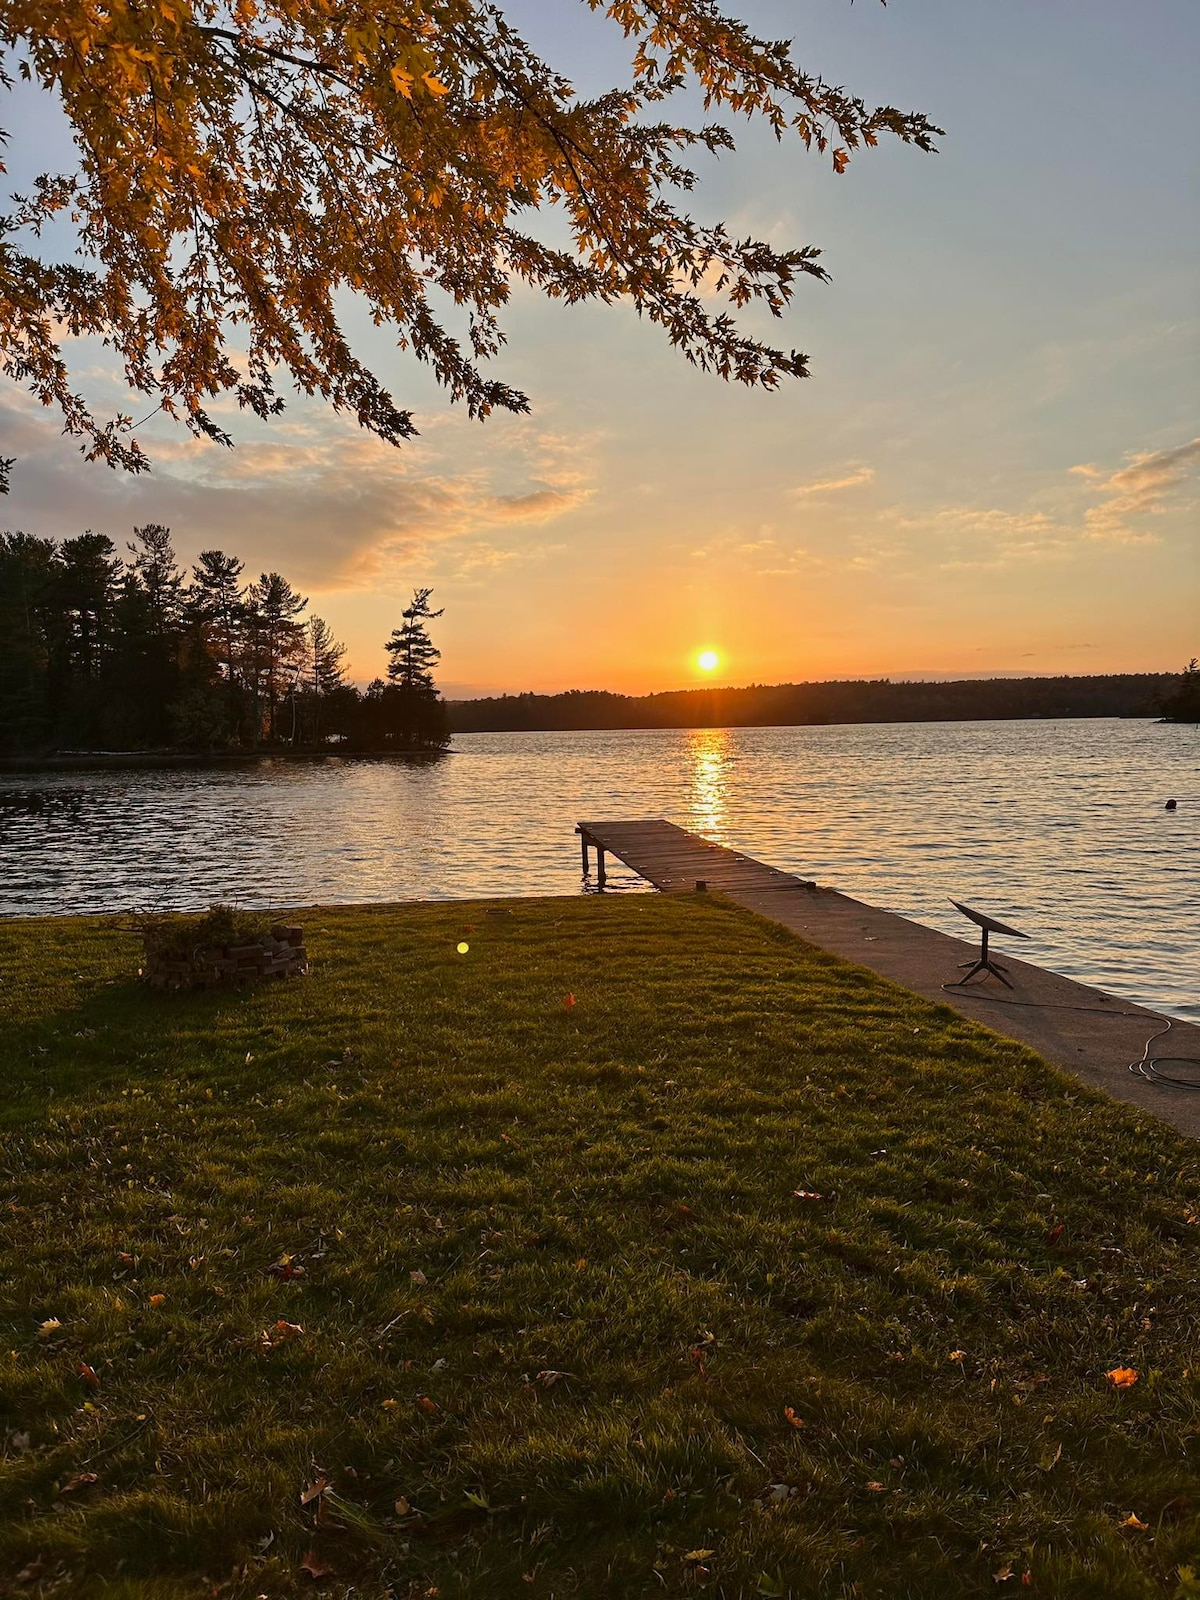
[939,985,1200,1090]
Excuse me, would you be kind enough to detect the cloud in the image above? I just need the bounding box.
[0,391,594,588]
[791,465,875,499]
[1070,437,1200,542]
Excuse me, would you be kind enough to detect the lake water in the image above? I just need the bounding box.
[2,719,1196,1020]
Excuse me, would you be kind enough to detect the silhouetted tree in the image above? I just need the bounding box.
[383,590,449,748]
[1162,660,1200,724]
[0,532,56,752]
[299,616,347,744]
[49,532,122,743]
[244,573,308,745]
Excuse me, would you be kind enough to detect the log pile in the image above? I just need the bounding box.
[141,925,308,992]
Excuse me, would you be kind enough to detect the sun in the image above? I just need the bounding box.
[696,649,720,673]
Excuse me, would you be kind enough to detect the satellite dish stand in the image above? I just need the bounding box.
[946,898,1031,990]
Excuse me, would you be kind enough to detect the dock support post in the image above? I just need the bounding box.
[580,831,589,875]
[597,848,607,889]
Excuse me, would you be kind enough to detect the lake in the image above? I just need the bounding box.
[2,718,1196,1020]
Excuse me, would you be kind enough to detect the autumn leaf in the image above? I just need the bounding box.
[793,1190,825,1202]
[261,1320,305,1349]
[61,1471,98,1493]
[1046,1222,1066,1246]
[1121,1512,1148,1530]
[783,1407,805,1429]
[1106,1367,1139,1388]
[300,1476,330,1506]
[534,1370,571,1388]
[832,147,850,174]
[299,1548,335,1581]
[992,1563,1014,1583]
[948,1350,967,1362]
[266,1256,306,1280]
[564,993,577,1009]
[37,1319,62,1340]
[866,1481,887,1493]
[684,1549,715,1562]
[77,1361,100,1387]
[148,1293,166,1307]
[416,1395,438,1413]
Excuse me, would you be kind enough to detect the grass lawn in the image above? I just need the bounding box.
[1,894,1199,1600]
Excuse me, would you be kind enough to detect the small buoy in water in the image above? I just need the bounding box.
[1165,798,1178,811]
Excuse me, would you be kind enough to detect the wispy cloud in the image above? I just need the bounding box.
[791,465,875,499]
[1070,437,1200,542]
[0,393,594,588]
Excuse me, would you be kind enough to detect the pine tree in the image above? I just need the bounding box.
[385,589,443,693]
[49,532,122,744]
[0,532,57,753]
[382,589,448,749]
[301,615,347,744]
[244,573,308,745]
[189,551,246,686]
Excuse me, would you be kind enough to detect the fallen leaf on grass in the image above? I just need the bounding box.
[77,1361,99,1387]
[992,1563,1014,1583]
[534,1370,572,1388]
[409,1269,427,1286]
[563,993,576,1010]
[948,1350,967,1363]
[416,1395,438,1413]
[684,1549,715,1562]
[300,1476,330,1506]
[792,1190,825,1202]
[783,1407,805,1429]
[1046,1223,1065,1246]
[266,1256,306,1281]
[38,1319,62,1340]
[865,1481,887,1492]
[299,1549,335,1581]
[676,1204,695,1222]
[381,1398,398,1411]
[1121,1512,1148,1530]
[261,1320,305,1350]
[148,1294,166,1307]
[61,1471,98,1494]
[1106,1367,1139,1388]
[395,1496,412,1516]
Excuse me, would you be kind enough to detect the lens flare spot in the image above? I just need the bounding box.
[456,941,469,955]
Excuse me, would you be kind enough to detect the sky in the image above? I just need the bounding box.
[2,0,1197,695]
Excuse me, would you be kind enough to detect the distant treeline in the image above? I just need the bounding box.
[0,527,449,756]
[449,673,1192,733]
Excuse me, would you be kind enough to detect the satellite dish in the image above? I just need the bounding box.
[946,898,1030,989]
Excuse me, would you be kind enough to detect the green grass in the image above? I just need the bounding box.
[1,894,1199,1600]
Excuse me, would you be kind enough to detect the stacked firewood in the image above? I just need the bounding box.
[141,925,308,991]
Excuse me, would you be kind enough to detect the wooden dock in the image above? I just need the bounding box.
[576,818,1200,1139]
[577,818,814,895]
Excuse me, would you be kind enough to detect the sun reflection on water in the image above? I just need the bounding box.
[685,727,731,840]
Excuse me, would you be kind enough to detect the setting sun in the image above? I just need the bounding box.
[697,649,720,673]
